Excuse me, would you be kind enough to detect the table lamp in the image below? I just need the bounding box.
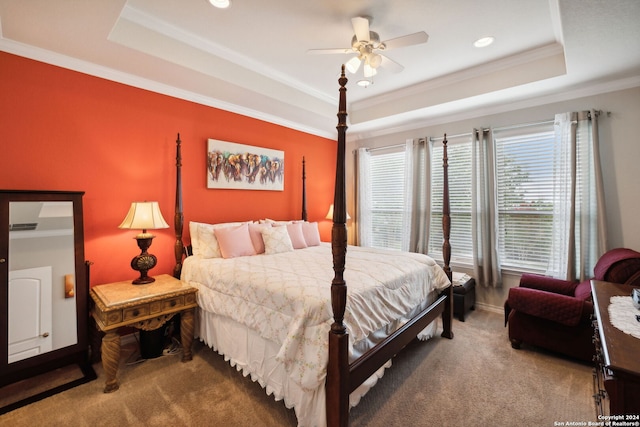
[118,201,169,284]
[325,204,351,220]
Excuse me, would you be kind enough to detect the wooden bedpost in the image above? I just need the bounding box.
[441,134,454,339]
[173,133,184,279]
[442,134,452,280]
[301,156,307,221]
[326,65,350,427]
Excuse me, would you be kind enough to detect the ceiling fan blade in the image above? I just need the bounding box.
[380,55,404,73]
[382,31,429,50]
[307,48,353,55]
[351,16,370,43]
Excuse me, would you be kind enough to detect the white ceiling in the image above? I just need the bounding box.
[1,0,639,140]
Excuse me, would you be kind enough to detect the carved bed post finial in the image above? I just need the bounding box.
[173,133,185,279]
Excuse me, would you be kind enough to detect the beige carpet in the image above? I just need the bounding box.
[0,309,597,426]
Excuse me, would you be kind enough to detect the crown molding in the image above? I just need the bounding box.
[347,75,640,142]
[0,35,335,139]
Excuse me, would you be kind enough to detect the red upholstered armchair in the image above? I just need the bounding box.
[504,248,640,362]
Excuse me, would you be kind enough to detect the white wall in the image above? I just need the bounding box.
[346,86,640,311]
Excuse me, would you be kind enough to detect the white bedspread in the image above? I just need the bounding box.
[181,243,450,394]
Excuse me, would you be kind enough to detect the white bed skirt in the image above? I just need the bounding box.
[194,304,438,427]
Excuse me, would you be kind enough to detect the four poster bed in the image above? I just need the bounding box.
[172,66,454,427]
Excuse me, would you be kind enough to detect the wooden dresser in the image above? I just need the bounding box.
[591,280,640,416]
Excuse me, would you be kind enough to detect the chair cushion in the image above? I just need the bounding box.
[519,273,577,295]
[507,287,587,327]
[573,280,592,301]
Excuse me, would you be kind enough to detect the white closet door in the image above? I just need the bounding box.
[8,266,53,363]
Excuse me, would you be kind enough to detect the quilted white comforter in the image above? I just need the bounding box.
[181,243,450,393]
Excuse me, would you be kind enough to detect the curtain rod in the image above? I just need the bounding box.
[364,110,610,149]
[430,120,555,142]
[428,132,472,143]
[364,139,426,153]
[365,143,404,153]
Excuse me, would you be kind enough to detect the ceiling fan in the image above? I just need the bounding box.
[308,16,429,80]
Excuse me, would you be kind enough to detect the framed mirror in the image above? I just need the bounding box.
[0,190,96,413]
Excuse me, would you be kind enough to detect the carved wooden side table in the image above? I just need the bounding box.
[90,274,197,393]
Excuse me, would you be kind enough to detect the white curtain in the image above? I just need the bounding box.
[407,139,429,254]
[546,111,607,281]
[356,147,372,247]
[471,128,502,287]
[400,140,414,251]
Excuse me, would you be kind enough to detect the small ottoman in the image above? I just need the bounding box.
[452,273,476,322]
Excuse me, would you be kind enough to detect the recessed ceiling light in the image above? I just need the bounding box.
[474,36,494,48]
[209,0,231,9]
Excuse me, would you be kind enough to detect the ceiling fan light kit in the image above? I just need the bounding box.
[345,56,362,73]
[308,16,429,86]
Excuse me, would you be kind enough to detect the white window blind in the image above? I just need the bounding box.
[494,128,555,271]
[369,148,405,250]
[429,139,473,263]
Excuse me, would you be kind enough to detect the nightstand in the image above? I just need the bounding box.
[452,272,476,322]
[90,274,198,393]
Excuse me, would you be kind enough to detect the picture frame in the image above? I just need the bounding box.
[207,139,284,191]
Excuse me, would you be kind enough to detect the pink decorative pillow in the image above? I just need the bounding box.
[190,221,248,258]
[248,223,271,254]
[214,223,257,259]
[286,222,308,249]
[301,222,321,246]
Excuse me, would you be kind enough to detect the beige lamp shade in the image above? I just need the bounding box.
[325,204,351,220]
[118,201,169,236]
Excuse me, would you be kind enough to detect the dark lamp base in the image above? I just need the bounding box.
[132,275,156,285]
[130,236,158,285]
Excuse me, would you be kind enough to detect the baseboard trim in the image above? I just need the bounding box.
[474,302,503,315]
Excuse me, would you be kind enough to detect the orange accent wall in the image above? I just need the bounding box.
[0,52,337,286]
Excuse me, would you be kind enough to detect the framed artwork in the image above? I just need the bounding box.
[207,139,284,191]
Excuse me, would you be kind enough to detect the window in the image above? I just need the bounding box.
[362,122,557,274]
[429,138,473,264]
[367,147,406,250]
[494,126,555,271]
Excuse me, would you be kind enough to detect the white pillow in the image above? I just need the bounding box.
[261,225,294,254]
[189,221,201,255]
[301,222,321,246]
[260,218,293,225]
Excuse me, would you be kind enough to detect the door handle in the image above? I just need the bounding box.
[42,332,50,338]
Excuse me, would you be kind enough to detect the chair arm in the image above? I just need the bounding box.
[507,287,592,327]
[519,273,577,295]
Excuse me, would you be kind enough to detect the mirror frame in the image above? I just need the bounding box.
[0,190,96,410]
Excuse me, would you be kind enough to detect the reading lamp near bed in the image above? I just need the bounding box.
[118,201,169,284]
[325,204,351,220]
